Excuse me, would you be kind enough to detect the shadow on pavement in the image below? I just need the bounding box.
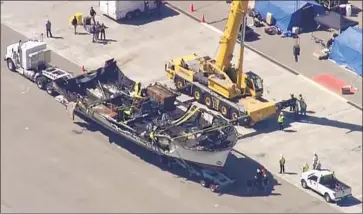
[73,113,282,198]
[113,4,179,26]
[241,109,362,139]
[336,196,362,207]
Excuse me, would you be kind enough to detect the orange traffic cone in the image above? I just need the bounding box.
[81,65,86,72]
[190,3,195,12]
[201,14,205,23]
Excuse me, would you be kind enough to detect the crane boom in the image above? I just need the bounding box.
[215,1,249,76]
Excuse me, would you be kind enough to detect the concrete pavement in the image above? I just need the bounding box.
[1,1,361,213]
[1,24,339,213]
[167,1,363,108]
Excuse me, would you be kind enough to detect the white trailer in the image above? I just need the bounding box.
[4,40,73,95]
[300,169,352,203]
[99,1,157,21]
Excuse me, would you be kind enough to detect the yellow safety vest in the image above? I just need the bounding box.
[303,164,309,172]
[278,115,284,123]
[149,131,156,140]
[133,82,141,97]
[124,108,133,116]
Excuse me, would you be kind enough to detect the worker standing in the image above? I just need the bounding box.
[45,20,53,38]
[100,23,106,40]
[279,155,286,174]
[312,153,319,170]
[91,24,97,42]
[293,41,300,63]
[316,161,322,170]
[155,0,162,16]
[72,16,78,35]
[302,162,309,172]
[90,6,97,24]
[298,94,307,116]
[131,82,142,98]
[289,94,296,112]
[277,112,285,131]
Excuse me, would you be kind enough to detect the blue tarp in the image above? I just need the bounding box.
[255,0,325,32]
[329,27,362,76]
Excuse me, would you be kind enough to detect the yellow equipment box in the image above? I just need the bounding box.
[69,12,83,25]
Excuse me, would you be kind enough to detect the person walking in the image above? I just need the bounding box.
[277,112,285,131]
[72,16,78,35]
[90,6,97,24]
[279,154,286,174]
[293,39,300,62]
[45,20,53,38]
[298,94,307,116]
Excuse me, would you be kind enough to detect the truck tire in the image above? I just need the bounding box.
[203,94,213,109]
[219,103,230,119]
[46,82,55,96]
[125,12,133,20]
[192,87,203,103]
[324,193,332,203]
[36,76,47,90]
[301,180,308,189]
[6,59,16,72]
[200,180,209,188]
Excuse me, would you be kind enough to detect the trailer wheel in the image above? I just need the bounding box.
[324,193,332,203]
[200,180,209,188]
[36,76,47,90]
[125,12,133,20]
[220,103,230,119]
[6,59,15,72]
[231,109,239,120]
[134,9,141,17]
[204,94,213,109]
[301,180,308,189]
[210,184,219,193]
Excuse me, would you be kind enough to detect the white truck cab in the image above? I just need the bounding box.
[4,40,72,95]
[300,169,352,203]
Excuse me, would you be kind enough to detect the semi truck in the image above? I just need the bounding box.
[4,39,73,95]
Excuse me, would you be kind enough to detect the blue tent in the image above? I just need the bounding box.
[254,0,325,32]
[329,27,362,76]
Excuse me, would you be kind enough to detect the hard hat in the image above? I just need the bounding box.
[257,169,260,172]
[280,154,283,158]
[280,112,283,115]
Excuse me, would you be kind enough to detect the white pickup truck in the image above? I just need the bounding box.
[300,169,352,203]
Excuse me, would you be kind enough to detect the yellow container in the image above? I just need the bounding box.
[69,12,83,25]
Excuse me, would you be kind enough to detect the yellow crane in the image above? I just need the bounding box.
[165,0,292,126]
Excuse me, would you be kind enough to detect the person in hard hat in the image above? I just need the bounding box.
[312,153,319,170]
[277,112,285,131]
[279,154,286,174]
[298,94,307,116]
[72,16,78,35]
[302,162,309,172]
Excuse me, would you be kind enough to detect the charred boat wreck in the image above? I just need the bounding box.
[53,59,238,175]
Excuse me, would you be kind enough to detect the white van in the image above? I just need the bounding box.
[100,1,157,20]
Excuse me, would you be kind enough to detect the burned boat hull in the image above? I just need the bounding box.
[54,58,237,169]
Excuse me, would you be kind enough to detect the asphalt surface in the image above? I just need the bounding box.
[167,1,363,108]
[0,23,340,213]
